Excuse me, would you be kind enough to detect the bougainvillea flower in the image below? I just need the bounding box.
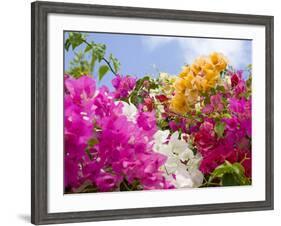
[112,74,136,99]
[170,52,228,115]
[64,75,174,192]
[64,50,252,193]
[153,131,203,188]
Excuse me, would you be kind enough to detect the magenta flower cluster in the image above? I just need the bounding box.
[64,75,173,192]
[111,74,136,99]
[193,72,252,177]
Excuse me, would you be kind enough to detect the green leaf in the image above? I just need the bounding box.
[222,173,240,186]
[94,44,106,62]
[157,119,169,130]
[88,138,99,147]
[214,122,225,138]
[209,161,251,186]
[84,43,93,53]
[67,51,91,78]
[64,39,71,51]
[90,50,97,74]
[210,161,233,180]
[204,96,210,105]
[109,54,121,72]
[65,32,86,51]
[128,76,150,104]
[112,58,120,72]
[98,65,109,81]
[232,162,245,175]
[221,113,232,118]
[136,76,150,89]
[217,85,225,92]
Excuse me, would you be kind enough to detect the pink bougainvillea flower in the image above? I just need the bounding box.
[112,74,136,99]
[194,94,251,175]
[194,121,216,154]
[210,94,224,111]
[168,118,188,133]
[229,70,247,97]
[65,75,96,104]
[94,172,121,192]
[202,93,224,114]
[64,75,172,192]
[137,110,158,138]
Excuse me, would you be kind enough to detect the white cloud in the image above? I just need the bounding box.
[142,36,252,69]
[141,36,175,51]
[178,38,251,69]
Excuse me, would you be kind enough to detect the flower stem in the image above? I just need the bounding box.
[121,181,132,191]
[102,57,117,76]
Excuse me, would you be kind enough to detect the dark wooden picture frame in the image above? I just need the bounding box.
[31,1,274,224]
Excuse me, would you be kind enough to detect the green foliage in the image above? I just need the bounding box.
[90,43,106,62]
[67,52,91,78]
[65,32,120,80]
[88,138,99,147]
[220,69,227,79]
[209,161,251,186]
[203,94,211,105]
[216,85,225,93]
[214,121,225,138]
[221,173,240,186]
[157,119,169,130]
[245,74,252,99]
[221,113,232,119]
[246,64,252,71]
[129,76,150,105]
[98,65,109,81]
[109,54,121,72]
[65,32,87,51]
[73,181,98,193]
[120,179,141,191]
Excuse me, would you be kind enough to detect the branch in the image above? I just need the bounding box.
[102,57,117,76]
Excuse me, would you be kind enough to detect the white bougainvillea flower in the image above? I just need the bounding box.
[178,149,194,162]
[153,130,170,149]
[188,168,204,188]
[186,153,202,170]
[164,155,180,174]
[174,164,204,188]
[153,130,204,188]
[166,131,189,155]
[120,101,138,122]
[173,164,194,188]
[159,72,169,80]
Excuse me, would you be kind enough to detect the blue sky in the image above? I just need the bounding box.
[64,32,252,89]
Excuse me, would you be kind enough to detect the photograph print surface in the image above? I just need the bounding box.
[64,31,252,194]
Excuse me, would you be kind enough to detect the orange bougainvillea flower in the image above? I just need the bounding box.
[170,93,189,115]
[170,52,228,115]
[210,52,228,72]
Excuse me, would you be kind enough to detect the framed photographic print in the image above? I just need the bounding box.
[31,1,274,225]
